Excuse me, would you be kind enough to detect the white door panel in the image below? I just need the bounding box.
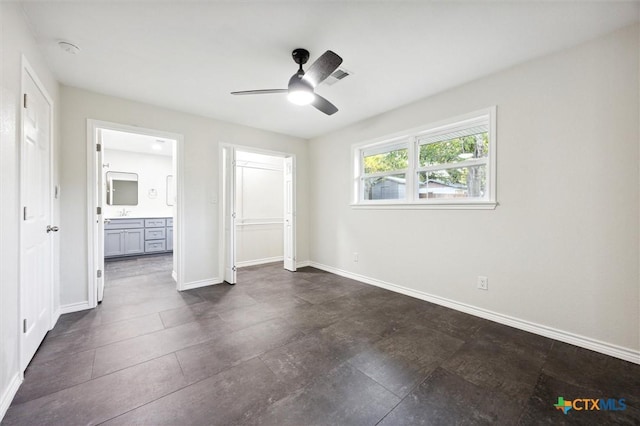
[283,157,296,272]
[223,147,237,284]
[21,70,53,370]
[96,129,105,302]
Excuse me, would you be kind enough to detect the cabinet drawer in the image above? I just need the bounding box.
[145,218,166,228]
[105,218,145,229]
[145,228,166,240]
[145,240,166,252]
[166,218,173,227]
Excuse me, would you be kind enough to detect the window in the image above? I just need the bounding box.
[361,141,408,201]
[353,107,496,209]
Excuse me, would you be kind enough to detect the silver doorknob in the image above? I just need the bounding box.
[46,225,59,233]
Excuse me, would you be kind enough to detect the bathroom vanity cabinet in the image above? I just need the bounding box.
[105,217,173,258]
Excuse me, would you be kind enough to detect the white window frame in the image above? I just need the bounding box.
[352,107,497,210]
[357,137,412,204]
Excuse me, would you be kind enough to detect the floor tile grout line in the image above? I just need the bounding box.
[89,315,309,382]
[374,368,439,425]
[344,358,406,400]
[32,316,168,369]
[94,376,196,425]
[90,348,97,389]
[48,308,166,340]
[439,363,537,423]
[88,337,226,380]
[12,349,100,407]
[511,339,556,424]
[13,351,188,409]
[174,352,187,379]
[96,354,273,426]
[45,317,104,339]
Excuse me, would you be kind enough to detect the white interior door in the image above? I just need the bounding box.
[283,156,296,271]
[21,70,53,370]
[96,129,105,302]
[223,147,237,284]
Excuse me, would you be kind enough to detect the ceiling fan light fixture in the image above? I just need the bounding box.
[287,89,314,106]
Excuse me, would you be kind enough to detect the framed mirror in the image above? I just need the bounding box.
[106,171,138,206]
[166,175,175,206]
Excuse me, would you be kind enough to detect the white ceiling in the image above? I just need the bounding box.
[21,1,639,139]
[102,129,174,157]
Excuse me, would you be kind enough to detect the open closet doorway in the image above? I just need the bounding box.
[88,120,184,307]
[220,145,296,285]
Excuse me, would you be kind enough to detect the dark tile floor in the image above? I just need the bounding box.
[4,254,640,425]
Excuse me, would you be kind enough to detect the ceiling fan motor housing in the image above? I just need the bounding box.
[292,48,310,65]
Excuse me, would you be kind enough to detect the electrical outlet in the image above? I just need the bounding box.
[353,252,359,263]
[477,276,488,290]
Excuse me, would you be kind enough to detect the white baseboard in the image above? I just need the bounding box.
[50,307,61,330]
[1,372,22,421]
[236,256,284,268]
[171,270,177,282]
[180,277,223,291]
[309,261,640,365]
[60,301,92,315]
[296,260,311,268]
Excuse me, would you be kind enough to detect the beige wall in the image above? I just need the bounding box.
[308,25,640,354]
[59,86,308,305]
[0,2,60,417]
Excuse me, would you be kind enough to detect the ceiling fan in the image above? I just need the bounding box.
[231,48,343,115]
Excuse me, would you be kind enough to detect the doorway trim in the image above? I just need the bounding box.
[86,120,185,306]
[218,143,297,284]
[19,55,56,371]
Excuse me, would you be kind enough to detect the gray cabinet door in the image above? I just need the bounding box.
[166,227,173,251]
[105,230,124,257]
[124,229,145,255]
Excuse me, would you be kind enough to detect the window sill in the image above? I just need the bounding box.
[350,201,498,210]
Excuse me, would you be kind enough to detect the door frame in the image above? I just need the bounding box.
[218,143,297,283]
[86,120,185,306]
[19,55,56,371]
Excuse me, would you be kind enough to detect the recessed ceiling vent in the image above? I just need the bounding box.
[322,67,352,86]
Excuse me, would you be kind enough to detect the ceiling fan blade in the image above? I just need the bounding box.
[231,89,287,95]
[312,94,338,115]
[302,50,343,87]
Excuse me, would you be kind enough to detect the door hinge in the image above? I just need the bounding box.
[232,266,237,272]
[23,319,27,333]
[97,270,102,278]
[231,212,236,219]
[97,206,102,215]
[96,143,102,152]
[23,206,27,220]
[23,94,27,109]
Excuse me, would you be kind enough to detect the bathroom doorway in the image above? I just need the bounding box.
[88,120,184,307]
